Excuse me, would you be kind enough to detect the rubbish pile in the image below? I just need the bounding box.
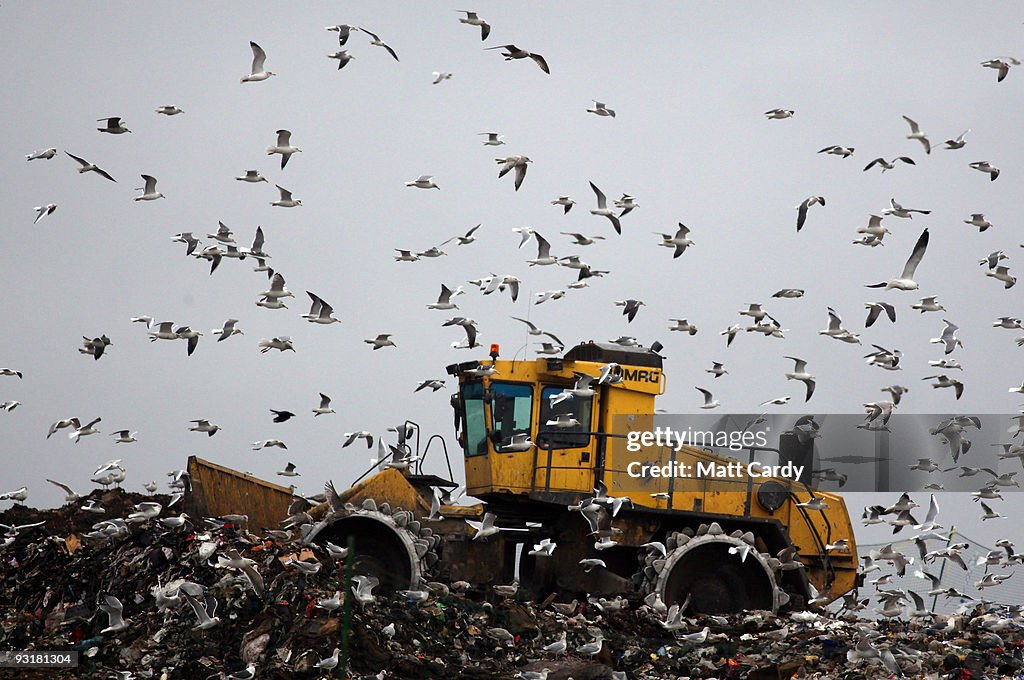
[2,490,1023,679]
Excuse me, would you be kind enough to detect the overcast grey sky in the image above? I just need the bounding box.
[1,3,1022,552]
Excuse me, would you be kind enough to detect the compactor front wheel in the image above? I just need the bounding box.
[636,522,788,614]
[316,498,439,593]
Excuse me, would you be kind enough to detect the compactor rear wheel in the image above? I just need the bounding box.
[635,522,788,614]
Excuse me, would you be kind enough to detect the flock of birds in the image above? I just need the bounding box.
[2,10,1024,658]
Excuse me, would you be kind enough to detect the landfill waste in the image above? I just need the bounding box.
[3,489,1024,679]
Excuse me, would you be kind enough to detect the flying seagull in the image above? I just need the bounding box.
[156,105,184,116]
[969,160,1000,181]
[796,196,825,232]
[765,108,794,119]
[134,175,164,201]
[589,182,622,234]
[271,185,301,207]
[267,130,301,169]
[866,229,929,290]
[981,56,1020,82]
[485,44,550,73]
[97,117,131,134]
[864,157,916,172]
[241,41,275,82]
[325,24,353,45]
[236,170,267,183]
[586,101,616,117]
[359,27,400,61]
[457,11,490,40]
[657,223,694,257]
[902,115,931,154]
[65,152,116,182]
[33,204,57,224]
[327,50,354,69]
[784,357,816,402]
[495,155,531,191]
[944,129,970,150]
[696,387,720,409]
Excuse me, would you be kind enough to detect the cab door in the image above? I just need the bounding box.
[532,386,597,494]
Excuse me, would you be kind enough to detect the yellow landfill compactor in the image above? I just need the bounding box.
[271,341,860,613]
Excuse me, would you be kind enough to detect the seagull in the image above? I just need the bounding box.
[796,196,825,232]
[266,130,301,169]
[0,368,22,379]
[510,317,562,346]
[69,417,101,443]
[406,175,440,189]
[327,50,354,69]
[864,301,896,327]
[884,198,930,219]
[365,334,395,350]
[415,379,446,392]
[155,105,183,115]
[112,430,137,444]
[902,115,931,154]
[80,334,113,359]
[865,344,902,370]
[258,336,295,352]
[252,439,287,451]
[235,170,267,183]
[307,392,335,417]
[172,326,202,356]
[303,292,340,324]
[181,587,221,630]
[765,108,794,119]
[65,152,116,182]
[994,317,1023,330]
[431,71,452,84]
[495,155,531,191]
[98,595,128,633]
[721,323,742,347]
[981,56,1020,82]
[923,375,964,399]
[97,116,131,134]
[551,197,576,214]
[133,175,164,201]
[784,357,816,402]
[980,251,1009,269]
[359,27,399,61]
[326,24,354,44]
[25,148,57,161]
[426,284,463,310]
[271,185,301,207]
[669,319,698,335]
[945,129,971,150]
[706,362,727,378]
[33,204,57,224]
[986,265,1017,289]
[696,387,720,409]
[457,10,491,40]
[964,213,993,232]
[930,320,963,354]
[912,296,944,313]
[980,501,1003,521]
[761,395,792,407]
[772,288,804,298]
[485,44,550,73]
[527,234,557,266]
[46,479,80,503]
[189,419,221,436]
[969,160,1000,181]
[211,319,243,342]
[866,228,929,290]
[479,132,505,146]
[589,182,622,234]
[657,223,695,257]
[586,100,616,117]
[863,157,915,172]
[818,145,854,158]
[615,299,645,322]
[241,41,275,82]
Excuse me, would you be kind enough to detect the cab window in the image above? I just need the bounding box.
[490,382,533,449]
[460,382,488,457]
[538,386,592,449]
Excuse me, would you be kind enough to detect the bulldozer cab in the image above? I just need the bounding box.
[448,342,664,502]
